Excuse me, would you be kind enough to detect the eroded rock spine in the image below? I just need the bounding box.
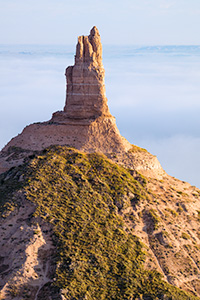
[64,26,111,119]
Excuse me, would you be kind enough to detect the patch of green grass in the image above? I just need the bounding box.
[197,210,200,221]
[165,208,178,217]
[128,145,148,153]
[0,166,25,217]
[181,232,190,240]
[148,209,161,230]
[177,203,184,213]
[0,146,199,300]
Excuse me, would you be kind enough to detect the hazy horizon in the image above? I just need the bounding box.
[0,44,200,188]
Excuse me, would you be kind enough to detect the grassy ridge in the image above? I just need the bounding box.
[0,146,199,299]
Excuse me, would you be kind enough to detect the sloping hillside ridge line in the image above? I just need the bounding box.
[0,146,200,299]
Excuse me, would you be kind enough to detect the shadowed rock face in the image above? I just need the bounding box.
[64,26,111,119]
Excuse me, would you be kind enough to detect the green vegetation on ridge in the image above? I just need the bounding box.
[0,146,199,300]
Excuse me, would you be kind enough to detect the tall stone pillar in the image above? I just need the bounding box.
[64,26,111,119]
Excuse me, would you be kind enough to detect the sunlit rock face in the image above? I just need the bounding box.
[63,26,111,119]
[0,26,164,178]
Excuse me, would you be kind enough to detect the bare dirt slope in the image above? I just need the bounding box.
[0,147,200,299]
[0,193,58,300]
[120,172,200,296]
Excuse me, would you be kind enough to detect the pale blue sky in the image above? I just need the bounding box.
[0,0,200,45]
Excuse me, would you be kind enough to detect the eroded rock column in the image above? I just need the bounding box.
[64,26,111,119]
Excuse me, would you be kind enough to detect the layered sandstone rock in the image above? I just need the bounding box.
[0,26,164,177]
[0,26,130,156]
[63,26,111,119]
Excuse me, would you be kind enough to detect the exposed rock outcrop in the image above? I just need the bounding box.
[63,26,111,119]
[0,26,163,178]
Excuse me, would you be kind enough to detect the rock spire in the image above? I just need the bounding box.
[63,26,111,119]
[0,27,163,179]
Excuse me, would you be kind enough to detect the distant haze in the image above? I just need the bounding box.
[0,44,200,188]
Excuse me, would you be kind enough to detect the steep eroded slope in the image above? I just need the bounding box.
[0,146,199,300]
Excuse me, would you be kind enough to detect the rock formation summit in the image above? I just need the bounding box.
[0,27,163,176]
[63,26,111,119]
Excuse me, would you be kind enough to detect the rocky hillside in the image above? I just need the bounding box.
[0,146,200,300]
[0,27,200,299]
